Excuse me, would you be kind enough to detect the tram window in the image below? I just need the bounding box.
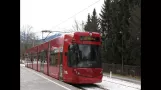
[67,45,76,67]
[50,51,54,65]
[40,51,46,62]
[55,53,58,65]
[67,46,71,66]
[50,53,58,66]
[60,53,63,64]
[32,55,34,61]
[33,54,36,61]
[50,54,54,66]
[40,52,44,62]
[34,54,37,61]
[38,53,40,61]
[40,53,42,61]
[30,53,33,62]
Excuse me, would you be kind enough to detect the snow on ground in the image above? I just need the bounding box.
[21,62,141,90]
[96,76,141,90]
[20,64,25,67]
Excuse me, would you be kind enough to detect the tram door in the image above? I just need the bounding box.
[59,52,63,81]
[40,51,45,73]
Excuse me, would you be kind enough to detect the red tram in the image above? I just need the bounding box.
[25,32,103,84]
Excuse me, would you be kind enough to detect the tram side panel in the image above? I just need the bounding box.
[49,39,60,79]
[62,35,74,83]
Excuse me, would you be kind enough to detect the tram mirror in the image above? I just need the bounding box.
[72,38,76,43]
[73,44,79,51]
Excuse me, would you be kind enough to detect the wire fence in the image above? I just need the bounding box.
[21,56,141,77]
[102,63,141,77]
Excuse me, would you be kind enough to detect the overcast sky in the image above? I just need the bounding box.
[20,0,104,38]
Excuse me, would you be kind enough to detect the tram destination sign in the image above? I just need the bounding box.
[80,36,100,41]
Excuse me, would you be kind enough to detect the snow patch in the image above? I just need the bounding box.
[96,76,141,90]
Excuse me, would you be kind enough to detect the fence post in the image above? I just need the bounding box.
[110,71,112,78]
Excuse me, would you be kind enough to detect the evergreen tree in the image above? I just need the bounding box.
[99,0,111,38]
[83,0,141,66]
[84,13,92,31]
[91,8,99,32]
[99,0,116,63]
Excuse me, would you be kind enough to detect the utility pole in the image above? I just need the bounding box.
[42,31,43,41]
[120,31,124,74]
[36,36,38,45]
[41,30,52,76]
[32,37,35,47]
[23,32,25,60]
[122,36,124,74]
[82,21,84,31]
[41,30,52,42]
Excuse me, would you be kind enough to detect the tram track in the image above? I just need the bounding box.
[71,79,140,90]
[72,84,109,90]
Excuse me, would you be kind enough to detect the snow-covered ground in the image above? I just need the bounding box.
[21,62,141,90]
[95,76,141,90]
[20,64,25,67]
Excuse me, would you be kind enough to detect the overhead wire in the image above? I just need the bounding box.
[42,0,101,41]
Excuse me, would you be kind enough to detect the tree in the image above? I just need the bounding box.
[99,0,141,65]
[99,0,112,38]
[99,0,118,63]
[71,19,85,32]
[128,0,141,65]
[84,9,99,33]
[84,13,92,32]
[20,25,38,59]
[91,8,99,32]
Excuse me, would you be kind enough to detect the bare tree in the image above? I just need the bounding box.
[20,25,37,59]
[70,19,85,32]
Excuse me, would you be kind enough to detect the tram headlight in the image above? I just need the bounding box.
[73,69,80,75]
[77,72,80,75]
[100,71,102,74]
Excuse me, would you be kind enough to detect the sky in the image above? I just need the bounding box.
[20,0,104,38]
